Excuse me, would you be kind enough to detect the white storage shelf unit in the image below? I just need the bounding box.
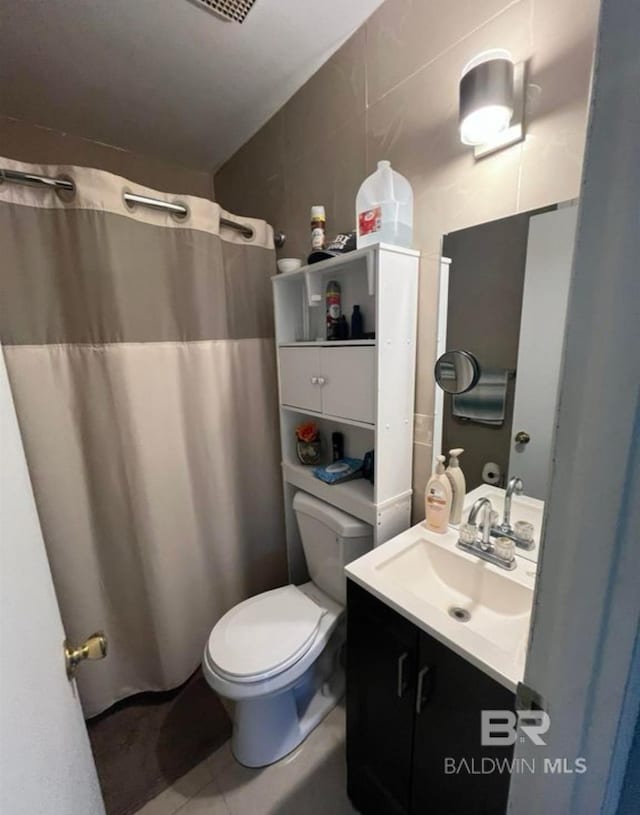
[272,243,419,580]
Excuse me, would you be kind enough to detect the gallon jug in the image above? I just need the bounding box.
[355,160,413,249]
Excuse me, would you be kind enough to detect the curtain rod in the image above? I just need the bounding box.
[0,167,285,248]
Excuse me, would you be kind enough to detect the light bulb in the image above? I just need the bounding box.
[460,104,513,146]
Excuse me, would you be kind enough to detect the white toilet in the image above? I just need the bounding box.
[202,491,372,767]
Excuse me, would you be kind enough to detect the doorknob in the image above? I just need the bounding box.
[515,431,531,445]
[65,632,108,679]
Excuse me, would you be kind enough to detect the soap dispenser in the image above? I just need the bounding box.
[425,455,453,534]
[446,448,466,526]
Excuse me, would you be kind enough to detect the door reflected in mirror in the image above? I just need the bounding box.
[434,201,578,562]
[434,350,480,394]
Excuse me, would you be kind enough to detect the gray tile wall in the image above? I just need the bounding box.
[0,115,215,200]
[215,0,599,519]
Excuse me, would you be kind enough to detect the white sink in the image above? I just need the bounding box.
[345,521,537,690]
[374,537,533,656]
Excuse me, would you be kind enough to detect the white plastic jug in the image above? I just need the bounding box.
[355,160,413,249]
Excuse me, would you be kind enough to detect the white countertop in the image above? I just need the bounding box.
[345,515,539,692]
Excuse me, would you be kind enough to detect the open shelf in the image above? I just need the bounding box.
[271,242,419,284]
[282,461,376,525]
[281,404,374,431]
[278,340,376,348]
[273,246,382,344]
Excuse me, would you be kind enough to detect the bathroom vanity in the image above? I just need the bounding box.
[346,581,515,815]
[344,513,538,815]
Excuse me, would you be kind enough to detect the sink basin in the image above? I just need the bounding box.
[374,537,533,655]
[345,516,538,689]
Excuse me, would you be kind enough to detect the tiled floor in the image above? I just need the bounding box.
[135,703,357,815]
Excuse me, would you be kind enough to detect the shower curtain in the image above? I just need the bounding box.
[0,158,287,717]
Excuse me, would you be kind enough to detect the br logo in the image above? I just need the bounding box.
[481,710,550,746]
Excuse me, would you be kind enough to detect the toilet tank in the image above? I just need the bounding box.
[293,492,373,605]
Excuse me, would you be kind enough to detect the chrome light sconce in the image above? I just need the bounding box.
[459,49,526,158]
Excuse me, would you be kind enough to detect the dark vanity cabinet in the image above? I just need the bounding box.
[346,580,515,815]
[346,578,419,815]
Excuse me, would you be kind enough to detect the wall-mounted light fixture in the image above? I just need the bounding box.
[459,49,525,158]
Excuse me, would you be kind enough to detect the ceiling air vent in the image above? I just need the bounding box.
[189,0,259,23]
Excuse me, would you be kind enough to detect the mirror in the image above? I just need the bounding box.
[434,350,480,394]
[434,201,579,562]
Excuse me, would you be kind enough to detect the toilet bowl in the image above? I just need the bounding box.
[202,492,372,767]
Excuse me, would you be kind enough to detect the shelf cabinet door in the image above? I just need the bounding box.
[320,346,375,424]
[410,630,515,815]
[278,347,322,413]
[347,580,418,815]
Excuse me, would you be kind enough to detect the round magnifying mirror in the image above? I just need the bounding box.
[434,350,480,394]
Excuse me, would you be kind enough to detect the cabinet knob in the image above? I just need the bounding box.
[515,431,531,445]
[317,376,327,386]
[310,376,319,385]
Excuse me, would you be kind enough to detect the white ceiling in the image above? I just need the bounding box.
[0,0,383,170]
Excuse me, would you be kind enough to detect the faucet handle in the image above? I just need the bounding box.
[459,522,478,545]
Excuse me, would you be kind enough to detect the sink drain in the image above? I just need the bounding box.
[448,606,471,623]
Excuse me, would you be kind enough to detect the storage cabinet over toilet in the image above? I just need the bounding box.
[272,243,419,577]
[279,345,376,425]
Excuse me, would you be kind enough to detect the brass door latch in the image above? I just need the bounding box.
[64,632,108,679]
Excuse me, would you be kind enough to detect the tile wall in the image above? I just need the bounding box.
[214,0,599,520]
[0,115,215,200]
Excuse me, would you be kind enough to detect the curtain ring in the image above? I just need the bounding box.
[170,202,190,223]
[56,175,76,204]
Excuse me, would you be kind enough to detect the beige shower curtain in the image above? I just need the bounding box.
[0,158,287,717]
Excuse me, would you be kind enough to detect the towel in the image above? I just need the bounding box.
[452,368,509,425]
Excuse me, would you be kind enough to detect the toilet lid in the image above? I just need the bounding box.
[207,585,326,682]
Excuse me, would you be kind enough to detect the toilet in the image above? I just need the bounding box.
[202,491,373,767]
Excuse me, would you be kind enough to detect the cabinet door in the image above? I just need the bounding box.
[278,347,322,412]
[411,631,515,815]
[347,581,418,815]
[320,346,375,424]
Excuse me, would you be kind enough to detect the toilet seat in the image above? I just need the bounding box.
[207,585,327,683]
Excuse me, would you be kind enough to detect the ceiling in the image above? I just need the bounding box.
[0,0,383,170]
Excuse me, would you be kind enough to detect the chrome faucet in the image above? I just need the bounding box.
[457,497,516,571]
[501,476,523,531]
[489,476,535,551]
[468,497,493,551]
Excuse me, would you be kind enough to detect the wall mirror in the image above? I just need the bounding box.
[434,200,578,563]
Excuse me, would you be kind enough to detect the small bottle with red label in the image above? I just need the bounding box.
[311,206,326,251]
[325,280,341,340]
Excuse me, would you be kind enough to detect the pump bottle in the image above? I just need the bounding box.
[445,448,466,525]
[425,455,453,534]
